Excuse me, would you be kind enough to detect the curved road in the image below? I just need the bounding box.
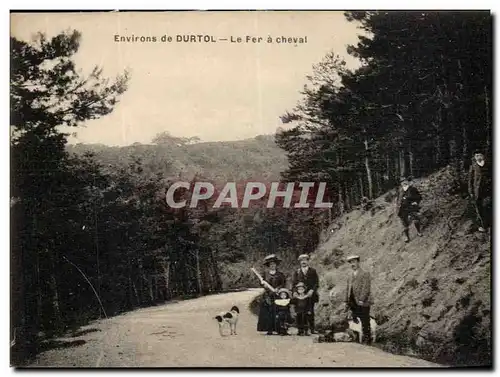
[30,289,440,368]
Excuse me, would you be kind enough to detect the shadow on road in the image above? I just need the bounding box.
[39,339,87,353]
[71,328,101,337]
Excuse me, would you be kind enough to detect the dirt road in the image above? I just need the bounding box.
[29,289,440,368]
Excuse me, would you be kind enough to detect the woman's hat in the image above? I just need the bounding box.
[263,254,282,266]
[298,254,310,261]
[295,282,306,289]
[346,255,360,262]
[277,288,292,297]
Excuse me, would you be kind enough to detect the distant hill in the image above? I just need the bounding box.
[66,134,288,182]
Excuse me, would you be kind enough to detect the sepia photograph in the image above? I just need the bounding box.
[9,10,492,368]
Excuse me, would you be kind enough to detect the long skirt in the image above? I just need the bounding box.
[257,297,276,332]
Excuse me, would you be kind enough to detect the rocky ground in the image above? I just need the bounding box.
[313,167,491,366]
[25,289,439,368]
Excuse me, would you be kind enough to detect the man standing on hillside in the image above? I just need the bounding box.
[468,151,491,233]
[344,255,373,345]
[291,254,319,334]
[396,177,423,243]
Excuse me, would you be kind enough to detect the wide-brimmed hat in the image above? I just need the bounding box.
[277,288,292,298]
[298,254,310,261]
[346,255,360,262]
[263,254,282,266]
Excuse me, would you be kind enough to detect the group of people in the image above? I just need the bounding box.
[255,151,490,344]
[256,254,319,336]
[256,252,374,344]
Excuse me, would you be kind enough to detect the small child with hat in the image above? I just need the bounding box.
[291,282,313,336]
[274,288,293,336]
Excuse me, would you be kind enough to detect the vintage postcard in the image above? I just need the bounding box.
[10,10,492,368]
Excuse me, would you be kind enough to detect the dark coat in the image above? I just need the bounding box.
[397,186,422,214]
[275,300,292,325]
[468,159,490,200]
[344,269,373,307]
[257,270,287,332]
[291,295,312,314]
[292,267,319,303]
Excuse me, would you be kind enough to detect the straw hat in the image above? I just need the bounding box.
[263,254,282,266]
[277,288,292,298]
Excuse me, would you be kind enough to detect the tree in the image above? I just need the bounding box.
[276,11,491,227]
[10,29,129,361]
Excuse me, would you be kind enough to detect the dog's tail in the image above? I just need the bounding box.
[230,306,240,313]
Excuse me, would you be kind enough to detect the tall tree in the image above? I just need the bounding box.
[277,11,491,229]
[11,30,129,359]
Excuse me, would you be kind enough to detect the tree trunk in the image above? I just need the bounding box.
[455,58,467,176]
[395,154,400,183]
[165,260,172,299]
[35,249,43,330]
[484,85,490,151]
[336,153,345,215]
[461,124,468,177]
[434,109,443,168]
[337,182,344,216]
[408,140,414,178]
[343,181,351,211]
[10,202,27,364]
[385,153,390,184]
[48,251,61,332]
[127,258,139,307]
[358,173,364,198]
[448,125,460,180]
[195,249,202,295]
[149,276,154,302]
[364,137,374,199]
[375,171,382,197]
[131,279,139,306]
[349,182,355,208]
[399,149,406,179]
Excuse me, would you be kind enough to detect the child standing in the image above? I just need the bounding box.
[292,282,313,336]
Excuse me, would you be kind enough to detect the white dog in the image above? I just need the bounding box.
[215,306,239,336]
[348,316,377,344]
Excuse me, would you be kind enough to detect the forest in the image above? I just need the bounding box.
[10,11,491,363]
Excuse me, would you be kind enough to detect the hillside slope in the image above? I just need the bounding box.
[312,167,491,366]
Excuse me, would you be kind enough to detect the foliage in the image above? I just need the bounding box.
[278,11,492,213]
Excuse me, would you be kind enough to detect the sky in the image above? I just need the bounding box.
[11,11,362,146]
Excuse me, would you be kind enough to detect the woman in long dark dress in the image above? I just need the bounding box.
[256,254,287,335]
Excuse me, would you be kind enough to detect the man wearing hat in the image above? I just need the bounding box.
[468,151,491,232]
[291,254,319,334]
[396,177,423,243]
[344,255,373,345]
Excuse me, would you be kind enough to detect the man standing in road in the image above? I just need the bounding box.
[468,151,491,233]
[291,254,319,334]
[344,255,373,345]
